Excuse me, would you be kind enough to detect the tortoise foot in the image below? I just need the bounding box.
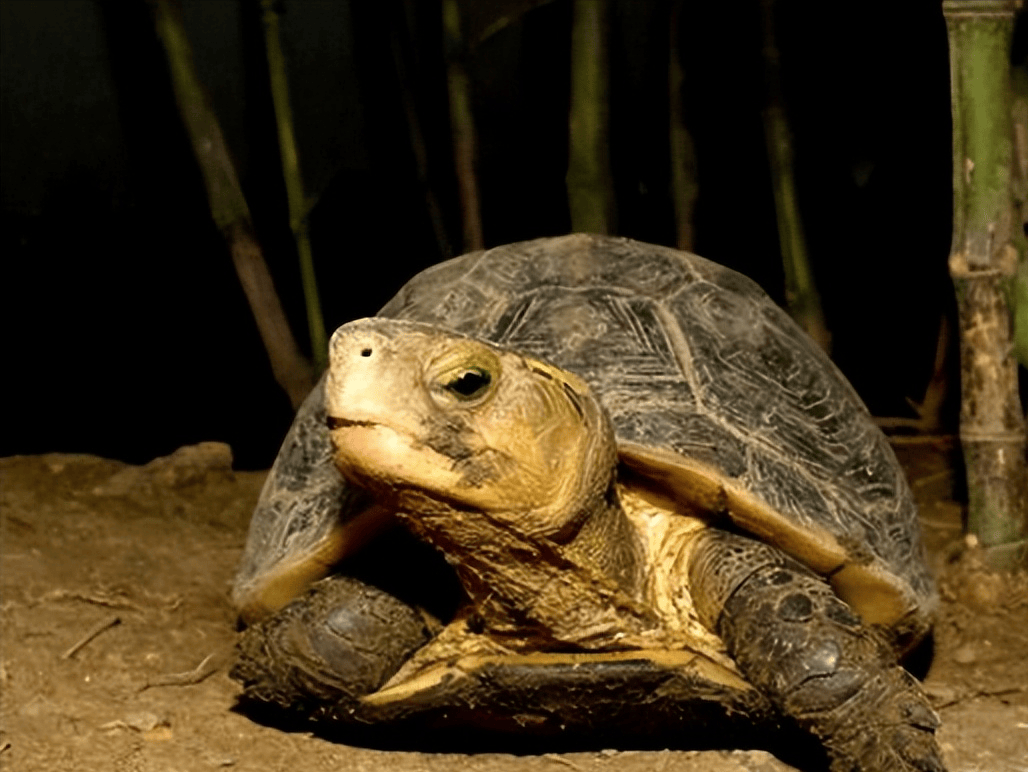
[808,665,944,772]
[231,575,432,719]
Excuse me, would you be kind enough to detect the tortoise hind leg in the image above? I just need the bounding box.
[232,575,433,722]
[688,530,945,772]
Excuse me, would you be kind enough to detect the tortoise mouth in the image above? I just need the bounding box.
[326,416,378,430]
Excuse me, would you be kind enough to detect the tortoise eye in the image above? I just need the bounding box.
[443,367,492,400]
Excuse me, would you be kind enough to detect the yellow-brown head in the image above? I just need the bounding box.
[325,318,616,545]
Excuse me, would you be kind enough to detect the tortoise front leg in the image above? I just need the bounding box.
[232,575,433,723]
[687,530,945,772]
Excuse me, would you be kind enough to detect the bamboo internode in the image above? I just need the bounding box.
[943,0,1028,569]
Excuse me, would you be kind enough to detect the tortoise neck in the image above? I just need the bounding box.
[397,482,653,649]
[559,479,644,597]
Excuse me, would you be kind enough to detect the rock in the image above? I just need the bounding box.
[93,442,234,496]
[122,710,164,732]
[953,644,977,665]
[924,682,957,705]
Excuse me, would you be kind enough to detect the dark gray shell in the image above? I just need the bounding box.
[234,235,934,630]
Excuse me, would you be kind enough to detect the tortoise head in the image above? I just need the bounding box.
[325,318,617,544]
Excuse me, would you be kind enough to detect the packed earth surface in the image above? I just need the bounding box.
[1,438,1026,772]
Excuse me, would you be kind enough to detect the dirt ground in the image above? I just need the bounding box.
[1,439,1026,772]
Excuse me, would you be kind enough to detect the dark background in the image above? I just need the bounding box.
[1,0,967,469]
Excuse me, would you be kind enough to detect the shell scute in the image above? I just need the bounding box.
[492,289,681,382]
[613,405,750,480]
[742,452,836,531]
[567,237,696,298]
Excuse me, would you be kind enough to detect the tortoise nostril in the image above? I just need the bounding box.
[360,348,372,357]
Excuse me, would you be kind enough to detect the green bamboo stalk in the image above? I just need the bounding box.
[567,0,612,234]
[668,0,698,251]
[149,0,314,409]
[944,0,1027,569]
[443,0,484,252]
[759,0,829,353]
[260,0,327,373]
[1009,64,1028,367]
[1016,244,1028,366]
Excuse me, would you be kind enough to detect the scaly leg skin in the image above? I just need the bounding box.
[231,574,432,722]
[688,530,945,772]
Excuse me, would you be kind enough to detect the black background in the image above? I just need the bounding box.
[0,1,983,468]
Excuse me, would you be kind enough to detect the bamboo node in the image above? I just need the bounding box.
[948,246,1018,278]
[959,429,1027,442]
[943,0,1018,19]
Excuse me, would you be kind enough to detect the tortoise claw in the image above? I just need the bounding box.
[813,667,945,772]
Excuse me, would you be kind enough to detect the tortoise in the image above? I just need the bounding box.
[230,234,943,772]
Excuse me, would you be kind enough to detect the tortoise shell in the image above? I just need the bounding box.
[233,234,934,646]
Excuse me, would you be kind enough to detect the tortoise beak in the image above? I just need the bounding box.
[326,416,375,430]
[325,320,420,427]
[324,319,471,500]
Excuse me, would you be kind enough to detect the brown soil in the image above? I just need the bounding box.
[1,439,1026,772]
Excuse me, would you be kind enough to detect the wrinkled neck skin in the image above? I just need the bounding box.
[394,479,655,651]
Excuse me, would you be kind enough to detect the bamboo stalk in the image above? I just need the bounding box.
[149,0,314,409]
[758,0,829,353]
[260,0,327,372]
[1010,63,1028,367]
[443,0,484,252]
[944,0,1027,569]
[668,0,698,252]
[567,0,612,235]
